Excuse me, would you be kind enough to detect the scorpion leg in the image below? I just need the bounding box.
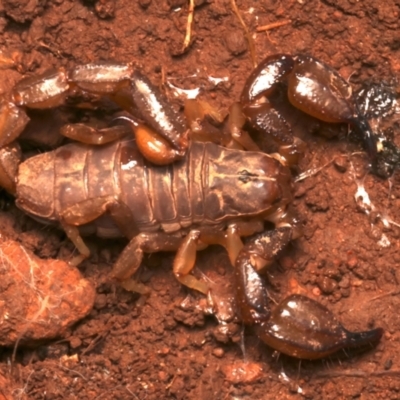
[0,143,21,195]
[173,221,265,294]
[184,99,232,146]
[235,227,383,359]
[61,224,91,267]
[112,232,187,294]
[173,230,209,294]
[0,99,30,147]
[59,195,140,264]
[226,102,261,151]
[60,123,131,145]
[0,69,69,147]
[184,99,261,151]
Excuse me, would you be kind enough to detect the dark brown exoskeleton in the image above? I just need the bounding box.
[0,55,383,359]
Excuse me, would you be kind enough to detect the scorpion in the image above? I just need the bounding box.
[0,54,384,359]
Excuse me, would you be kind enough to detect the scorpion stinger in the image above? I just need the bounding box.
[234,227,383,359]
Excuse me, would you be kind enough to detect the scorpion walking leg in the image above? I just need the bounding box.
[112,232,185,294]
[0,100,30,147]
[184,99,262,151]
[59,196,139,265]
[60,124,131,145]
[235,227,384,359]
[173,230,209,294]
[173,221,265,294]
[58,196,180,294]
[61,224,91,267]
[0,143,21,195]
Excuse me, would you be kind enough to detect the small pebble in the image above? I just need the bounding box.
[340,288,350,297]
[95,0,115,19]
[384,359,393,370]
[158,371,169,382]
[109,350,121,363]
[338,276,350,288]
[223,361,263,383]
[223,30,247,56]
[69,336,82,349]
[347,256,358,269]
[317,276,337,294]
[312,287,321,296]
[212,348,225,358]
[94,294,108,310]
[157,347,170,356]
[139,0,152,8]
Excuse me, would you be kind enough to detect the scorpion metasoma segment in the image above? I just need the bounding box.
[0,54,383,359]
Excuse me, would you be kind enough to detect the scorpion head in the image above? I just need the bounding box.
[203,143,292,222]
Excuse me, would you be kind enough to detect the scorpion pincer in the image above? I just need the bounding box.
[0,54,383,359]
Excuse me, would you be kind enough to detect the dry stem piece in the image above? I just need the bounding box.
[256,20,292,32]
[182,0,195,52]
[231,0,257,68]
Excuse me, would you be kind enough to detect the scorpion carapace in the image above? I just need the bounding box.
[0,54,383,359]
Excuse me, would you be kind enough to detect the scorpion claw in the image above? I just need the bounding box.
[241,54,381,170]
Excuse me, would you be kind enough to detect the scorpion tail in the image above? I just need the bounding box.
[254,294,383,360]
[234,229,383,359]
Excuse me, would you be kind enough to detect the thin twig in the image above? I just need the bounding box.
[231,0,257,68]
[182,0,195,52]
[256,20,292,32]
[369,289,400,301]
[80,332,108,356]
[56,364,88,381]
[316,369,400,378]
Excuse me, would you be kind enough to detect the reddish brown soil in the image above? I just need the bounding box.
[1,1,400,399]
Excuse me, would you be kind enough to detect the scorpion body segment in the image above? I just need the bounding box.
[17,141,290,236]
[0,54,384,359]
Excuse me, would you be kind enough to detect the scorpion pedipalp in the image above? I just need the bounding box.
[0,63,192,166]
[240,54,379,169]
